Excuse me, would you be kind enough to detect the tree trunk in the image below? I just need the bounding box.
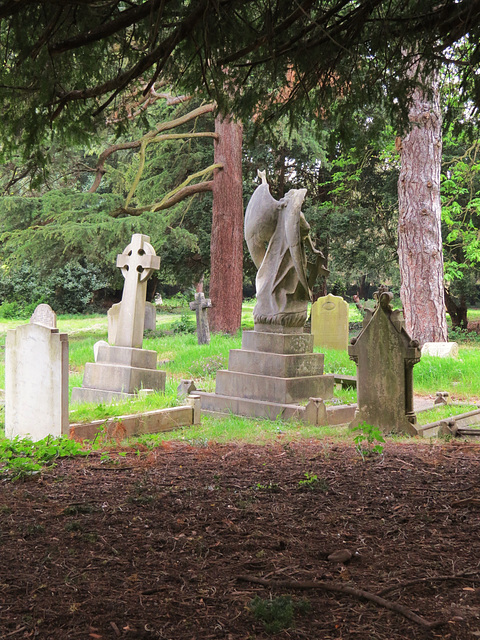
[444,288,468,329]
[209,114,244,334]
[397,61,448,345]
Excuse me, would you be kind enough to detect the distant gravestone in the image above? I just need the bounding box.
[348,292,421,436]
[6,305,68,441]
[421,342,458,358]
[311,294,349,350]
[30,303,57,328]
[189,292,212,345]
[108,301,156,343]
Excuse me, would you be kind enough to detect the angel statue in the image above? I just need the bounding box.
[245,170,329,328]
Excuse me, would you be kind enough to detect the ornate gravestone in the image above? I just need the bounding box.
[189,292,212,345]
[199,172,335,421]
[6,304,68,441]
[348,292,421,435]
[311,293,349,350]
[72,234,165,403]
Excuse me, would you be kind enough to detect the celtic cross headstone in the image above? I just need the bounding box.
[115,234,160,349]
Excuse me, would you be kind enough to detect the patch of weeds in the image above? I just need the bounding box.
[62,504,97,516]
[190,355,226,378]
[0,436,86,481]
[249,595,311,634]
[255,482,280,493]
[25,523,45,537]
[352,422,385,461]
[298,472,329,492]
[171,312,195,334]
[81,532,99,543]
[65,521,83,533]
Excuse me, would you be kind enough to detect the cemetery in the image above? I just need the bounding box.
[1,3,480,638]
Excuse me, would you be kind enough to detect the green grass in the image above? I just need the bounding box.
[417,403,479,426]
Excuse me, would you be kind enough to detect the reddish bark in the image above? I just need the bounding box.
[397,62,448,344]
[209,114,244,334]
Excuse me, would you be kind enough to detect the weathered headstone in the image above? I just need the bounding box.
[189,292,212,345]
[311,293,349,350]
[30,303,57,328]
[72,234,165,403]
[199,173,335,421]
[6,304,68,441]
[108,301,156,344]
[348,292,421,435]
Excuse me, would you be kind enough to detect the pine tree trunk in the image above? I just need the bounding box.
[209,114,243,334]
[397,63,448,344]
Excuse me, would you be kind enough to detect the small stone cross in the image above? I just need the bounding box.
[189,292,212,345]
[116,234,160,349]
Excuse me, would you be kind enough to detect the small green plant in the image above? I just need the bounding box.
[255,481,280,492]
[298,472,328,491]
[352,422,385,460]
[249,595,310,634]
[0,436,86,481]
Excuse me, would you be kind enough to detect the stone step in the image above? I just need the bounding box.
[242,330,314,355]
[215,369,334,404]
[228,349,324,377]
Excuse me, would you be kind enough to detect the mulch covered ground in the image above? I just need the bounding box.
[1,439,480,639]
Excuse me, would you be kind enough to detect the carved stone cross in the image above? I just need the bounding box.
[189,292,212,345]
[116,234,160,349]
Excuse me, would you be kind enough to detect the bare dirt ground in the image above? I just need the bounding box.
[1,439,480,639]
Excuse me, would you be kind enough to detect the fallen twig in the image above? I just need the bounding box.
[378,570,480,596]
[237,574,443,629]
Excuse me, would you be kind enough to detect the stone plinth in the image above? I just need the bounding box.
[71,344,165,404]
[199,326,334,421]
[6,322,69,441]
[311,294,349,350]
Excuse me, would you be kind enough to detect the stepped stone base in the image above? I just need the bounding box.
[72,344,165,404]
[202,326,334,422]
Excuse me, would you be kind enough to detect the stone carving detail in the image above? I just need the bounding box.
[245,171,328,327]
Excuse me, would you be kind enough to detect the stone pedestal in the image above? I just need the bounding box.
[72,343,165,404]
[199,326,334,420]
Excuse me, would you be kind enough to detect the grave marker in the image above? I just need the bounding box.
[348,291,421,435]
[311,293,349,350]
[189,292,212,345]
[6,304,68,440]
[72,234,165,403]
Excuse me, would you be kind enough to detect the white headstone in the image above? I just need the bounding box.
[115,234,160,348]
[421,342,459,358]
[93,340,109,362]
[30,303,56,328]
[5,322,68,441]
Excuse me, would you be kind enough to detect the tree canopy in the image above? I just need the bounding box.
[1,0,480,160]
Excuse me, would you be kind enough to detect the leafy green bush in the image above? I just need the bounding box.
[0,260,109,315]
